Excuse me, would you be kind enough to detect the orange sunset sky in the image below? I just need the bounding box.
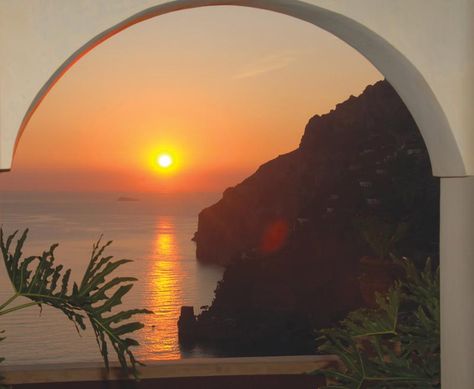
[0,7,381,193]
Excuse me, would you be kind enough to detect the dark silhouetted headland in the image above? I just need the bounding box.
[183,80,439,356]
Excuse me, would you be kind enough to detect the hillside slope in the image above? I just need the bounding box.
[187,80,439,356]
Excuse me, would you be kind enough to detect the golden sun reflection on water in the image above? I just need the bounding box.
[142,216,184,360]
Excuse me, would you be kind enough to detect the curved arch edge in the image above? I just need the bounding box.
[1,0,468,177]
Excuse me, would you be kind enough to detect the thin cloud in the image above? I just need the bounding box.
[233,53,296,80]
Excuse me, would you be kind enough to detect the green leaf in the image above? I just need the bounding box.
[314,258,440,389]
[0,228,152,378]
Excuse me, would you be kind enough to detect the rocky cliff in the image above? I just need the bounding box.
[185,80,439,356]
[195,80,438,267]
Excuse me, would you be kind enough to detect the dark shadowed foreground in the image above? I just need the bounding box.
[13,375,325,389]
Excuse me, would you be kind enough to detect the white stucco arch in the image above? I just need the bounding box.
[0,0,470,177]
[1,1,473,388]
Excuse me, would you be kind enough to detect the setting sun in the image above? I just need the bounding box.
[157,154,173,168]
[147,148,181,176]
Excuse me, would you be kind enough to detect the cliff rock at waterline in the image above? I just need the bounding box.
[186,80,439,355]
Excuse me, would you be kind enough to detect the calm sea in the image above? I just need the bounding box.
[0,191,224,365]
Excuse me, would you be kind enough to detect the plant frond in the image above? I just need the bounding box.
[315,258,440,388]
[0,228,152,377]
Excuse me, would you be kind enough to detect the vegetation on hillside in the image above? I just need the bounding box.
[187,81,439,357]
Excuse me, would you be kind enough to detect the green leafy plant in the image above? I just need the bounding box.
[0,228,152,378]
[315,258,440,388]
[354,216,409,261]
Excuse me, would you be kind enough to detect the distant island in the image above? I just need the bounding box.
[117,196,139,202]
[179,80,439,356]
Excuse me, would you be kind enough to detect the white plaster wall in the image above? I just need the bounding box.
[441,177,474,388]
[0,0,473,176]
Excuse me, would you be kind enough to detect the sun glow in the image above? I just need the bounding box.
[157,154,173,168]
[149,150,180,174]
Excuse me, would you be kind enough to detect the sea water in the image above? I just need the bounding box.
[0,191,224,365]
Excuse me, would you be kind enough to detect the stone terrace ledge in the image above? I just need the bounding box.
[1,355,339,386]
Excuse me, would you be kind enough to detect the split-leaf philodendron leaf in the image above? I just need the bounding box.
[0,229,152,379]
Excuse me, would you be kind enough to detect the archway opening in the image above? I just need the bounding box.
[0,3,440,384]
